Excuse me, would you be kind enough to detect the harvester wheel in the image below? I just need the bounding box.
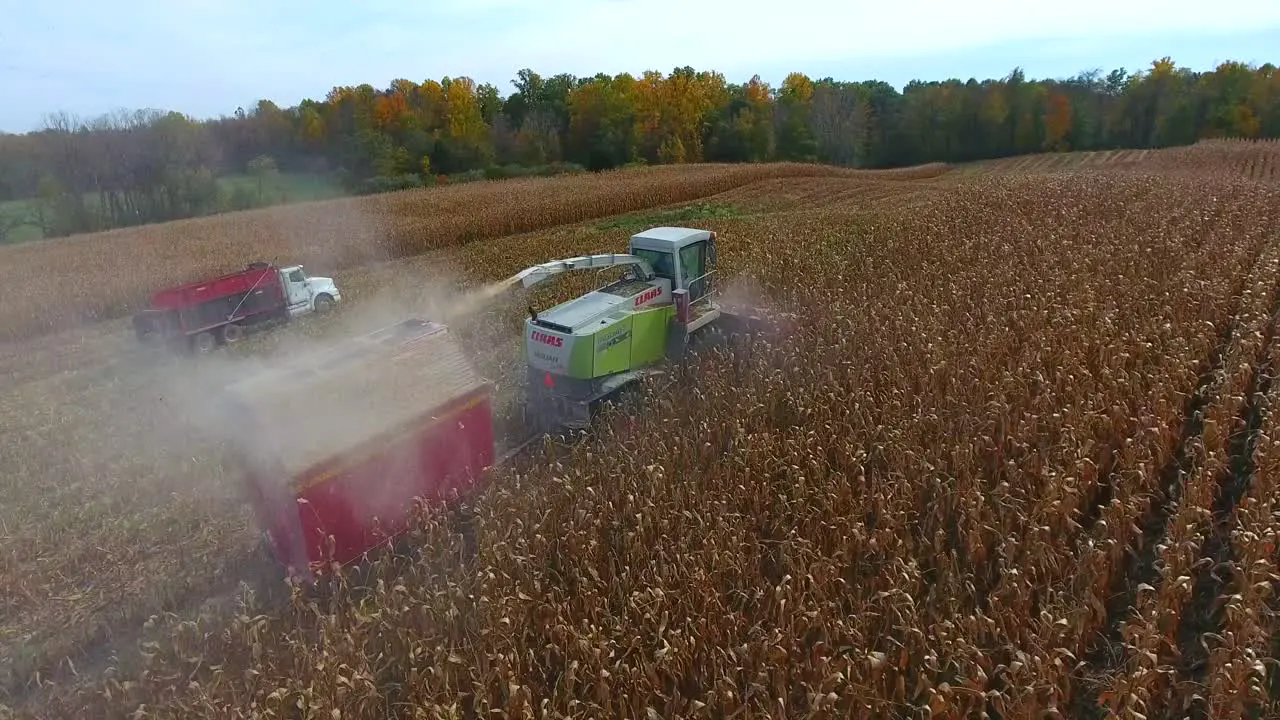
[192,331,217,354]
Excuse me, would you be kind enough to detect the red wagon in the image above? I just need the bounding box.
[225,319,495,580]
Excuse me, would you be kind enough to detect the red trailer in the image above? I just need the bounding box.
[225,319,494,580]
[133,262,342,353]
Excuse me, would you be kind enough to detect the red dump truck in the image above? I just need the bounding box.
[225,319,495,580]
[132,262,343,353]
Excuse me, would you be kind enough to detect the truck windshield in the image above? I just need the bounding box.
[631,248,674,279]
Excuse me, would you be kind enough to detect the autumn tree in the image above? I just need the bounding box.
[7,54,1280,237]
[1200,61,1263,138]
[435,76,493,173]
[631,70,667,162]
[1043,91,1073,151]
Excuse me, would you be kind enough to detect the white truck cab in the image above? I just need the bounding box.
[279,265,342,316]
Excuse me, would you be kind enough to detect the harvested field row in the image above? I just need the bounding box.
[0,162,945,345]
[963,149,1149,176]
[709,177,942,214]
[963,140,1280,183]
[21,170,1280,719]
[1137,139,1280,183]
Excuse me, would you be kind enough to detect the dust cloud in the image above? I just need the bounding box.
[716,274,797,342]
[90,257,535,578]
[0,195,548,700]
[155,267,521,454]
[28,224,783,585]
[450,275,524,318]
[28,189,537,575]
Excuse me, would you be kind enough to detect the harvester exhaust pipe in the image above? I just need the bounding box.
[673,288,691,325]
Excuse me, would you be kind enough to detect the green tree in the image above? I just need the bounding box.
[566,74,637,170]
[775,72,818,162]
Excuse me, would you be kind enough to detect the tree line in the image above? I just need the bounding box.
[0,57,1276,240]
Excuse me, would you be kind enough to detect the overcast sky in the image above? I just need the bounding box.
[2,0,1279,133]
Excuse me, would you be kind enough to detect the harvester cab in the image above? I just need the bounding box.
[515,226,758,433]
[628,226,720,328]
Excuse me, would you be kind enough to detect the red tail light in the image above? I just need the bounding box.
[543,372,555,388]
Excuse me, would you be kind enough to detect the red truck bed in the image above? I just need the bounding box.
[134,263,287,346]
[149,264,279,310]
[225,319,495,577]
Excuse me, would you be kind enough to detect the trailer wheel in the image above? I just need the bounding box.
[192,331,217,354]
[221,323,244,344]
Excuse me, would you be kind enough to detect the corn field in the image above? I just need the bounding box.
[7,142,1280,719]
[0,162,944,345]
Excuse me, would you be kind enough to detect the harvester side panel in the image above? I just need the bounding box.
[592,315,634,376]
[630,305,673,367]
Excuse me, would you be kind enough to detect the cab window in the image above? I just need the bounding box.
[679,241,710,299]
[679,242,705,282]
[631,248,675,279]
[288,269,305,283]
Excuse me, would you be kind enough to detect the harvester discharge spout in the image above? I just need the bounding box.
[513,254,655,290]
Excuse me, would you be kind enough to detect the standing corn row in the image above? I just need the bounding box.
[1006,180,1270,715]
[1105,234,1280,717]
[1195,269,1280,717]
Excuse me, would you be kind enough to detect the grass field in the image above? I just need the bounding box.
[0,172,345,245]
[215,171,346,205]
[4,141,1280,718]
[0,197,45,244]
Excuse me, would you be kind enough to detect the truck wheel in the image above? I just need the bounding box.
[221,323,244,344]
[191,331,217,354]
[313,294,335,314]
